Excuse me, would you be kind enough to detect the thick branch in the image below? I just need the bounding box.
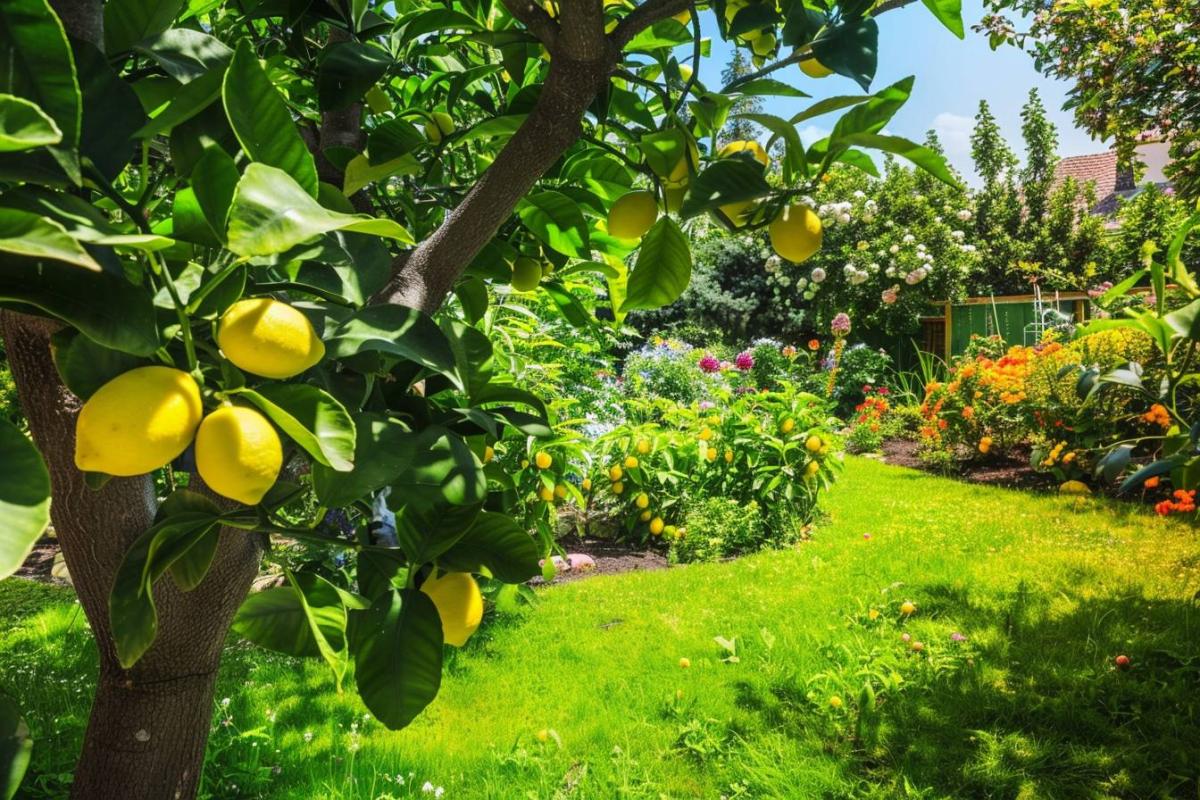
[610,0,692,50]
[378,57,609,312]
[501,0,560,48]
[557,0,607,61]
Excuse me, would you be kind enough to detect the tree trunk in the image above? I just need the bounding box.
[1,312,263,800]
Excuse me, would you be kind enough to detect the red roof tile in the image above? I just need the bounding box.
[1052,151,1119,198]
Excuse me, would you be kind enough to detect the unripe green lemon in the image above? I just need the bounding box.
[510,257,543,292]
[607,191,659,240]
[800,57,834,78]
[195,406,282,505]
[769,204,823,263]
[752,32,776,57]
[421,571,483,647]
[424,112,455,143]
[661,140,700,187]
[74,367,203,476]
[218,298,324,379]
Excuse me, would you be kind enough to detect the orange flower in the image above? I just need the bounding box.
[1144,476,1161,489]
[808,339,820,351]
[962,406,974,420]
[1143,404,1171,429]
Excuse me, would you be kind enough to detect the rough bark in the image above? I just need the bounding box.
[1,312,265,799]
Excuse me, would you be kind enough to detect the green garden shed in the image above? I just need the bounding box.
[918,291,1090,360]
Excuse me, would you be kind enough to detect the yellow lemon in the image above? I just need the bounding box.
[624,455,639,469]
[1060,480,1091,495]
[74,367,202,476]
[539,486,554,502]
[483,445,494,463]
[724,449,734,463]
[806,435,823,453]
[510,257,543,292]
[636,438,651,454]
[662,139,700,187]
[639,510,652,521]
[554,483,567,499]
[582,478,593,491]
[424,111,455,143]
[672,8,691,25]
[698,427,713,441]
[635,492,650,509]
[705,449,717,462]
[769,204,823,263]
[534,450,553,470]
[421,571,483,647]
[900,601,916,615]
[649,517,665,535]
[717,199,758,228]
[678,64,693,82]
[521,458,530,469]
[195,406,282,505]
[781,418,795,434]
[804,460,820,478]
[218,298,325,379]
[718,139,769,167]
[609,464,624,482]
[800,57,834,78]
[607,191,659,239]
[612,481,625,495]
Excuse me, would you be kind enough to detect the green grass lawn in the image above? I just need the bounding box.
[4,457,1200,799]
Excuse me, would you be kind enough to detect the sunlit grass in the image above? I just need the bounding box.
[4,457,1198,798]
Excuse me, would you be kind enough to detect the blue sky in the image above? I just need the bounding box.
[697,0,1106,185]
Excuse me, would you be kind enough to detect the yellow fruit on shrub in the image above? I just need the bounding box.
[582,478,593,491]
[218,298,325,379]
[424,111,455,143]
[706,449,717,462]
[554,483,567,499]
[420,571,483,647]
[539,486,554,502]
[483,445,494,463]
[804,460,820,478]
[752,32,776,57]
[806,435,823,453]
[672,8,691,25]
[799,57,834,78]
[612,481,625,494]
[678,64,693,82]
[534,450,553,469]
[635,492,650,509]
[661,140,700,187]
[724,449,734,463]
[195,406,283,505]
[636,438,651,454]
[718,139,769,167]
[521,458,530,469]
[510,257,543,292]
[781,418,795,434]
[698,427,713,441]
[769,204,823,263]
[607,191,658,240]
[640,510,652,521]
[649,517,665,535]
[624,455,639,469]
[609,464,624,482]
[74,367,203,476]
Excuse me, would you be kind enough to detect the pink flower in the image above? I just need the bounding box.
[830,313,851,337]
[735,351,754,371]
[881,287,898,305]
[699,354,720,373]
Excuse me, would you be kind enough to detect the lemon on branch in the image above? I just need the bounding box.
[769,204,823,263]
[718,140,769,167]
[421,571,483,647]
[195,405,283,505]
[218,298,324,379]
[510,257,543,292]
[424,111,455,143]
[74,367,203,476]
[799,56,834,78]
[607,191,659,240]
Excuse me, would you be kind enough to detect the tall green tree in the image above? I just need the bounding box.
[1019,88,1058,223]
[968,100,1024,293]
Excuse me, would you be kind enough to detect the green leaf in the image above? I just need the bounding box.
[391,429,487,507]
[226,164,412,256]
[838,133,958,187]
[735,112,807,181]
[287,570,352,688]
[191,145,239,241]
[0,208,98,269]
[735,79,810,99]
[133,28,232,83]
[921,0,964,38]
[811,18,878,91]
[156,489,222,592]
[679,159,772,219]
[352,588,443,730]
[517,191,589,258]
[312,413,419,507]
[0,256,160,355]
[0,419,51,580]
[222,40,318,196]
[50,328,148,399]
[71,38,147,181]
[318,41,392,111]
[233,584,321,656]
[103,0,182,55]
[109,510,221,668]
[789,95,871,126]
[396,504,480,566]
[342,153,419,196]
[440,318,495,401]
[541,280,595,330]
[325,304,458,381]
[0,94,61,152]
[0,694,32,800]
[0,0,81,178]
[133,63,226,139]
[621,217,692,311]
[367,117,425,162]
[438,511,539,583]
[829,77,913,144]
[235,384,357,471]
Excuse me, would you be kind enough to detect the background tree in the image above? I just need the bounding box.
[718,50,764,148]
[1019,88,1057,225]
[968,99,1024,293]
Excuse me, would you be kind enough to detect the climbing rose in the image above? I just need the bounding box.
[735,351,754,371]
[699,354,720,373]
[830,313,851,336]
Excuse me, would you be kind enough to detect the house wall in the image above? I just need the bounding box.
[1137,140,1172,184]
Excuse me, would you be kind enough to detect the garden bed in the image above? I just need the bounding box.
[879,438,1056,491]
[532,534,668,585]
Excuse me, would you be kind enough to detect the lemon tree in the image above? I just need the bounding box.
[0,0,962,795]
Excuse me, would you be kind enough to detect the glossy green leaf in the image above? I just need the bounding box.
[133,28,232,83]
[156,489,222,592]
[342,153,419,196]
[736,112,807,181]
[325,304,457,381]
[838,133,958,187]
[226,164,412,256]
[232,584,321,656]
[0,419,51,580]
[396,504,480,566]
[921,0,965,38]
[679,159,772,219]
[134,63,226,138]
[103,0,182,55]
[541,280,595,330]
[312,413,419,507]
[0,208,98,269]
[517,191,589,258]
[735,79,810,99]
[72,39,147,181]
[438,511,540,583]
[288,570,352,688]
[352,588,443,730]
[50,328,148,400]
[367,117,425,162]
[235,384,357,471]
[0,694,32,800]
[0,94,61,152]
[391,429,488,507]
[811,18,878,91]
[318,41,392,111]
[621,217,692,312]
[222,40,318,196]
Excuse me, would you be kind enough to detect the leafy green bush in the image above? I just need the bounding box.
[669,497,765,564]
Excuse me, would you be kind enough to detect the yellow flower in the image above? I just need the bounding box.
[900,601,916,615]
[868,608,879,621]
[829,696,843,709]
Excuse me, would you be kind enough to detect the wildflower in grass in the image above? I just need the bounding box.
[1155,489,1196,516]
[303,730,313,743]
[829,696,843,709]
[1144,476,1161,489]
[950,632,966,642]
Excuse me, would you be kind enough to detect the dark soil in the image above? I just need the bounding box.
[530,534,668,586]
[16,536,65,583]
[879,438,1057,491]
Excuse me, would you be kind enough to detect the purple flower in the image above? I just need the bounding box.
[831,313,851,337]
[699,400,714,410]
[950,632,967,643]
[699,354,720,373]
[735,351,754,371]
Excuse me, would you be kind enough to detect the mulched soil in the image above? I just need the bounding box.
[16,536,66,584]
[529,534,669,586]
[879,438,1057,491]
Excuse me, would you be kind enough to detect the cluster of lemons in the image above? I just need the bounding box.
[605,440,684,539]
[527,450,574,503]
[74,298,323,505]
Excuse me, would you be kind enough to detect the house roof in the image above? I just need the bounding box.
[1053,151,1120,200]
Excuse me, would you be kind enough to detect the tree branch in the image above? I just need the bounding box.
[610,0,693,50]
[501,0,560,48]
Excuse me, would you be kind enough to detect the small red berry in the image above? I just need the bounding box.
[1114,654,1131,669]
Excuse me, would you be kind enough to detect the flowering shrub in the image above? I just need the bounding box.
[846,386,892,453]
